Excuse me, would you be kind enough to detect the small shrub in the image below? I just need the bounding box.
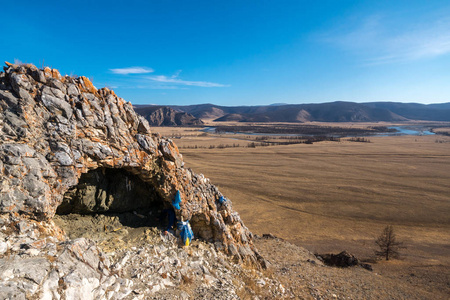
[375,225,405,260]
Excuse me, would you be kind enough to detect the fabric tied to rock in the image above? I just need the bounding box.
[177,220,194,246]
[218,196,226,204]
[172,190,181,210]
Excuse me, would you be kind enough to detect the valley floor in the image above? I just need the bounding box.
[155,123,450,298]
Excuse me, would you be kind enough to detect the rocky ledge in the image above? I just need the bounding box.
[0,62,264,299]
[0,213,283,300]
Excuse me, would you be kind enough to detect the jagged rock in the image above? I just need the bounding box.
[0,61,267,298]
[0,63,267,292]
[0,61,258,262]
[1,209,283,299]
[134,105,204,126]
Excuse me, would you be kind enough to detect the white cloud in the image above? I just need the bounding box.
[320,12,450,65]
[110,66,154,75]
[136,84,183,90]
[171,70,182,78]
[146,74,230,87]
[109,67,229,89]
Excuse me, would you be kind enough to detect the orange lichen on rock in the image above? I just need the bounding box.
[79,76,99,96]
[51,68,62,80]
[43,67,52,78]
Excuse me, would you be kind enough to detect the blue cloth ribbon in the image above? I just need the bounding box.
[172,190,181,210]
[218,196,226,204]
[177,220,194,245]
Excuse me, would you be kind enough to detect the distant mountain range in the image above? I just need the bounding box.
[134,101,450,125]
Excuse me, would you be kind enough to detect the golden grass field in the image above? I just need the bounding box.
[155,123,450,292]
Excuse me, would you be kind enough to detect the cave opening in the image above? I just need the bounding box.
[54,168,172,250]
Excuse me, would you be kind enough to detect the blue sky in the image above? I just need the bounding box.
[3,0,450,105]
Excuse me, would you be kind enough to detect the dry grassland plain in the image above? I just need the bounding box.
[155,123,450,292]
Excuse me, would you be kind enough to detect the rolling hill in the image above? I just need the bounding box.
[135,101,450,124]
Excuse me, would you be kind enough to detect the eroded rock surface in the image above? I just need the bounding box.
[0,213,283,300]
[57,168,163,215]
[0,62,264,299]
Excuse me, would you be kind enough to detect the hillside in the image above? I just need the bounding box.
[363,102,450,121]
[166,101,450,123]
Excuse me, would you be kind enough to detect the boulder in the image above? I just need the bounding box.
[317,251,368,269]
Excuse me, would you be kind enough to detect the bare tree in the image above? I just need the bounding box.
[375,225,405,261]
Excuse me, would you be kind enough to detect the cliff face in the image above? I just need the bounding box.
[0,61,264,298]
[134,105,204,126]
[0,61,259,253]
[1,62,254,251]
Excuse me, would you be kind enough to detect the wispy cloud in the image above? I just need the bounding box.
[137,84,184,90]
[110,66,154,74]
[171,69,182,78]
[319,11,450,65]
[146,74,230,87]
[110,67,229,89]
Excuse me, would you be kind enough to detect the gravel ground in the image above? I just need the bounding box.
[254,236,448,299]
[2,213,277,299]
[52,214,448,299]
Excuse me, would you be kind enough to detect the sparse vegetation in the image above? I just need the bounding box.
[214,124,392,136]
[437,131,450,136]
[348,137,371,143]
[179,136,342,149]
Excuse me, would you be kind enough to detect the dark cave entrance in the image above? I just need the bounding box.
[55,168,171,247]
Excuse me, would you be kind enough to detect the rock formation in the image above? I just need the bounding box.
[134,105,204,126]
[0,62,262,298]
[316,251,373,271]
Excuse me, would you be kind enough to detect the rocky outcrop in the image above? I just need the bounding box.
[0,61,262,298]
[316,251,372,271]
[0,212,281,300]
[134,105,204,126]
[317,251,359,267]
